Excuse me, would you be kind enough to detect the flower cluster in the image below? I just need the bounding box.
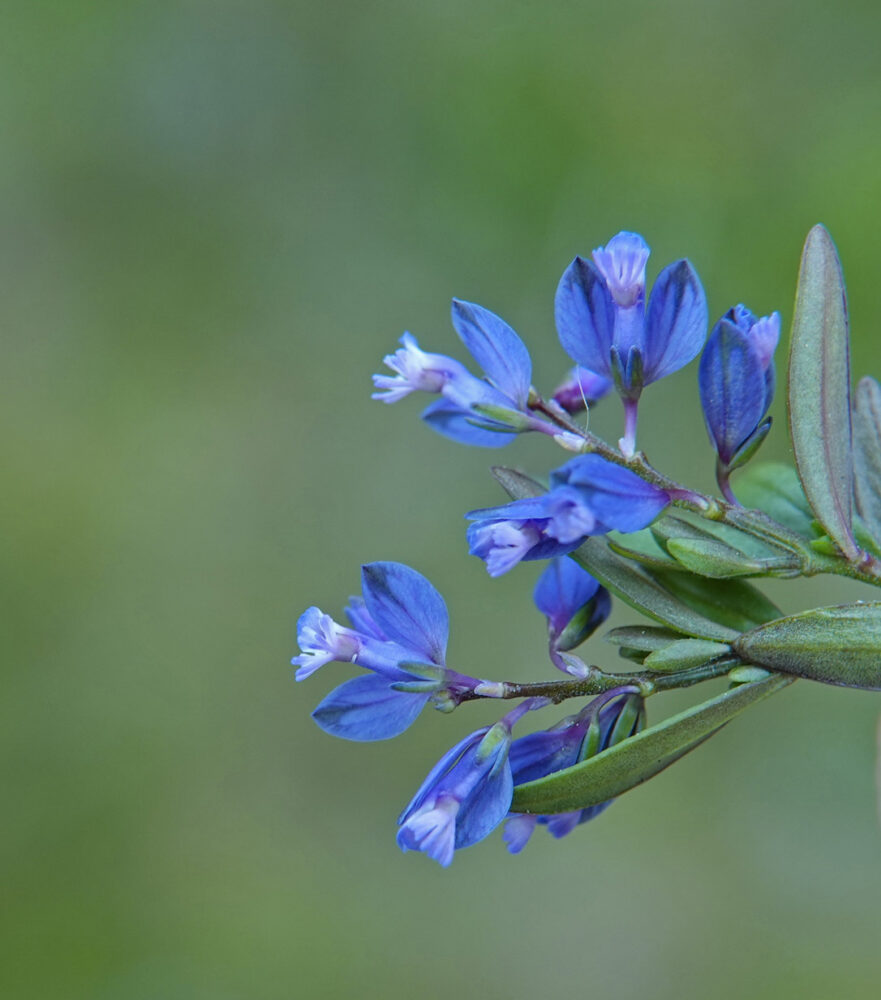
[294,229,789,867]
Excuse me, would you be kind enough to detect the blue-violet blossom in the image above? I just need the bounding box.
[555,231,708,455]
[698,305,780,492]
[397,701,536,867]
[373,299,556,448]
[533,557,611,676]
[292,561,478,741]
[466,454,670,576]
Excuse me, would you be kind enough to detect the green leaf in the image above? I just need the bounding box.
[735,462,817,538]
[571,537,740,641]
[728,665,771,684]
[605,624,683,664]
[665,536,799,579]
[511,673,794,814]
[651,567,781,634]
[490,465,546,500]
[604,625,684,652]
[733,602,881,690]
[788,224,858,559]
[607,528,682,570]
[470,404,531,431]
[643,638,732,672]
[852,376,881,544]
[653,512,794,562]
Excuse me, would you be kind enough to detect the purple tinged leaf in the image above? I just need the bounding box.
[642,259,708,383]
[554,256,617,375]
[853,377,881,540]
[360,562,449,665]
[788,225,858,560]
[312,674,431,741]
[451,299,532,408]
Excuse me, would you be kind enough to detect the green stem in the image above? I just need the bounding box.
[468,656,738,705]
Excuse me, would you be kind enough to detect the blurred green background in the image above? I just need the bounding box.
[5,1,881,997]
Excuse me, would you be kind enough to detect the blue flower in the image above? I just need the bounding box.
[373,300,551,448]
[503,690,645,853]
[534,557,611,666]
[466,455,670,576]
[555,231,708,454]
[698,305,780,481]
[293,562,476,741]
[397,701,536,866]
[551,365,613,414]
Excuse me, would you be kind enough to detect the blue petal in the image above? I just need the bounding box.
[520,536,583,561]
[420,398,516,448]
[575,801,614,825]
[698,318,767,465]
[544,810,587,839]
[398,728,488,823]
[455,763,514,849]
[311,674,430,741]
[642,259,708,383]
[555,256,617,375]
[465,496,550,522]
[552,455,669,532]
[344,596,386,639]
[360,562,449,665]
[533,557,600,632]
[450,299,532,408]
[504,814,538,853]
[509,728,582,784]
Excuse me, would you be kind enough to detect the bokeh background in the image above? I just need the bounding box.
[5,1,881,997]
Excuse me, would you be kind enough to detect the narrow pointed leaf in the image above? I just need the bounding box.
[652,512,793,562]
[788,225,858,559]
[643,638,732,671]
[604,625,684,652]
[733,602,881,690]
[650,567,781,633]
[852,376,881,543]
[607,528,682,570]
[512,674,793,813]
[571,537,739,641]
[665,537,798,579]
[490,465,546,500]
